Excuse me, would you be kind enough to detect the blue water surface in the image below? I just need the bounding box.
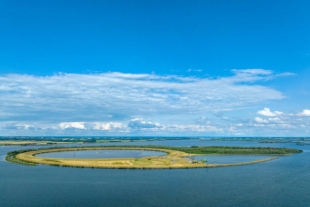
[36,149,166,158]
[1,140,310,207]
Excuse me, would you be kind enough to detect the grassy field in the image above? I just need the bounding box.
[6,145,301,169]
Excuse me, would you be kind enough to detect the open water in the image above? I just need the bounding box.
[1,140,310,207]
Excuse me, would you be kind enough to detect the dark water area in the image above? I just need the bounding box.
[36,150,166,159]
[1,140,310,207]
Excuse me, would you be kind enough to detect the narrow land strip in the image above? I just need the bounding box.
[6,146,302,169]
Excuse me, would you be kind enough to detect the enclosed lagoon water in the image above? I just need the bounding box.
[36,150,166,159]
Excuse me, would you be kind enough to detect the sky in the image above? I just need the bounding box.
[0,0,309,136]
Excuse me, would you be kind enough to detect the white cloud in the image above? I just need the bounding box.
[257,108,283,117]
[187,68,202,72]
[92,122,127,131]
[195,116,210,124]
[254,117,269,123]
[0,120,223,135]
[59,122,86,129]
[1,112,310,136]
[0,69,300,135]
[268,117,282,123]
[164,124,221,133]
[0,70,285,123]
[128,118,162,129]
[298,109,310,116]
[248,110,310,136]
[58,122,128,131]
[231,69,295,82]
[0,122,58,132]
[232,69,273,75]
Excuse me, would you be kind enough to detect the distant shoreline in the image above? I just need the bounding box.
[1,137,310,146]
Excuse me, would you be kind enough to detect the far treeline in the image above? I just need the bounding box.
[172,146,302,154]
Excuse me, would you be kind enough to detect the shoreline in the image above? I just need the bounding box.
[5,145,297,169]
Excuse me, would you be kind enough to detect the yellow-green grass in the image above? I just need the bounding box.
[12,147,278,169]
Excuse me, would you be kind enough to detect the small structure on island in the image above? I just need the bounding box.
[191,160,199,164]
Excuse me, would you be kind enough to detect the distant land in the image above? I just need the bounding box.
[1,136,310,146]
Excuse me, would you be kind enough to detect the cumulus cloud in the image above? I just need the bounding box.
[254,117,269,123]
[268,117,283,123]
[0,69,299,135]
[247,110,310,136]
[92,122,127,131]
[0,120,223,135]
[128,118,162,129]
[298,109,310,116]
[0,70,286,122]
[59,122,86,129]
[1,111,310,136]
[58,122,129,131]
[268,117,282,123]
[257,108,283,117]
[0,121,59,133]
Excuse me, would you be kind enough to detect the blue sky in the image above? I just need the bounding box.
[0,0,309,136]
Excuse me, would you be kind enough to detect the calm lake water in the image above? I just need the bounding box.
[36,150,166,158]
[1,139,310,207]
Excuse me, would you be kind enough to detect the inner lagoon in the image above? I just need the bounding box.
[36,149,167,159]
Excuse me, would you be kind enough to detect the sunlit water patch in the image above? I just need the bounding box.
[0,155,6,162]
[36,150,166,159]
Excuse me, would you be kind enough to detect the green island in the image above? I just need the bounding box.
[6,145,302,169]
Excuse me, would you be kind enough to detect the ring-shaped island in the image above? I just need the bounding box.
[6,145,302,169]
